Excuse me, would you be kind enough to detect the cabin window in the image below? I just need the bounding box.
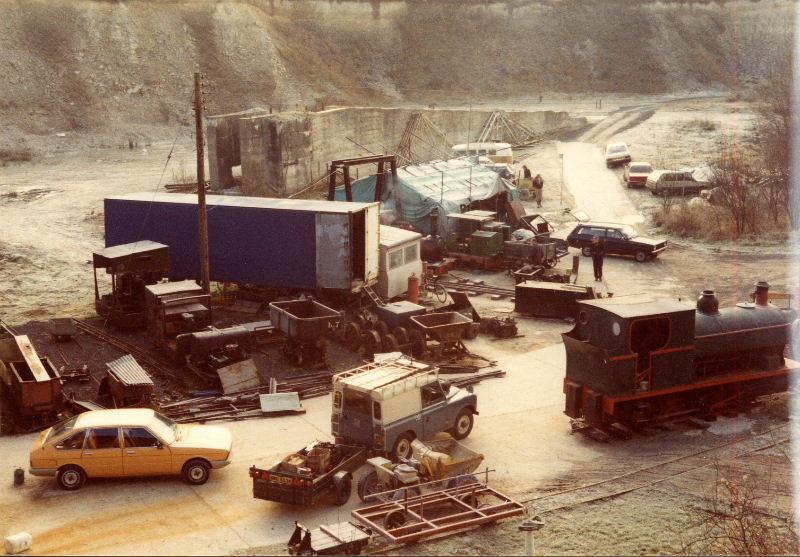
[86,428,121,450]
[404,244,419,264]
[343,389,371,415]
[333,391,342,409]
[388,249,403,270]
[630,317,670,376]
[56,431,86,450]
[421,383,446,407]
[373,401,382,421]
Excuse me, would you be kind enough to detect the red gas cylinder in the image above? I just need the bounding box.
[408,273,420,304]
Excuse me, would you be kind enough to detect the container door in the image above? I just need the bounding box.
[316,214,350,290]
[364,203,380,285]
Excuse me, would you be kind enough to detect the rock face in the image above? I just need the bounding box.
[0,0,793,144]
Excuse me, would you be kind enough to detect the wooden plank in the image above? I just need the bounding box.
[17,335,50,382]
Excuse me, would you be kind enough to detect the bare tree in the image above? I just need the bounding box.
[679,461,798,555]
[708,143,761,237]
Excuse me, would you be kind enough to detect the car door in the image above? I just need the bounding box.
[82,428,123,477]
[122,427,172,477]
[604,228,628,256]
[54,429,88,468]
[420,383,449,436]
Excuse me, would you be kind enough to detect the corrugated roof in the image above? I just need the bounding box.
[106,192,378,214]
[106,354,154,386]
[379,225,421,248]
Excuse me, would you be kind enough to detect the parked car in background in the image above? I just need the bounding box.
[604,143,632,168]
[623,162,653,187]
[29,409,232,490]
[645,169,709,196]
[566,222,668,262]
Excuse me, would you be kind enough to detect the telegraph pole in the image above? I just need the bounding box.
[194,72,210,294]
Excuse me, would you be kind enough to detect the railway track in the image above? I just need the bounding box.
[521,423,791,515]
[73,319,179,384]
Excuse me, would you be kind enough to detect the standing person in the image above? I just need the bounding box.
[532,173,544,208]
[522,165,532,180]
[591,235,605,281]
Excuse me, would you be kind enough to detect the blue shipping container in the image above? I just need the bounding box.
[104,192,379,291]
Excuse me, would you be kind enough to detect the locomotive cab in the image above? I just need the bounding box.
[563,285,797,429]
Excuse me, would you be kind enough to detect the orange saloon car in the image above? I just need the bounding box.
[29,408,232,490]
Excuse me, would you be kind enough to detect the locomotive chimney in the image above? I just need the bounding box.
[754,281,771,306]
[697,290,719,314]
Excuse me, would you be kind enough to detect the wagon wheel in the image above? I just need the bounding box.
[434,283,448,303]
[343,321,362,350]
[393,326,409,345]
[354,314,368,331]
[408,330,426,358]
[375,320,389,339]
[384,509,407,530]
[363,330,382,355]
[382,333,399,353]
[463,322,479,340]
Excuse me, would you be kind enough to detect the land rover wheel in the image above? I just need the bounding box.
[451,409,474,440]
[57,465,86,491]
[182,459,210,485]
[581,246,592,257]
[634,251,648,263]
[391,433,414,461]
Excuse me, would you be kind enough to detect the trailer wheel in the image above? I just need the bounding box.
[57,465,86,491]
[393,327,409,345]
[458,492,479,508]
[333,475,352,506]
[384,510,407,530]
[382,334,399,353]
[375,320,389,339]
[408,330,426,358]
[357,470,387,503]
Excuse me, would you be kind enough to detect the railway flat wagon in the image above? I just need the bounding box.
[104,193,380,294]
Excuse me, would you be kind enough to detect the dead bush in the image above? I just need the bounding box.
[657,203,729,240]
[0,147,33,163]
[684,118,718,132]
[170,159,196,185]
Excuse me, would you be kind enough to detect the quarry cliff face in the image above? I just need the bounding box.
[0,0,793,146]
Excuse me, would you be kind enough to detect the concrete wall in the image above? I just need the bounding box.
[208,106,584,196]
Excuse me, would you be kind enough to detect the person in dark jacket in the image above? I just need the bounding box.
[522,165,532,179]
[532,173,544,207]
[591,235,605,281]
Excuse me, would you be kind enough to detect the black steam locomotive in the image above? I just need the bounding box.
[562,282,797,429]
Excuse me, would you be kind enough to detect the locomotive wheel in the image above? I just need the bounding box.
[393,326,409,345]
[382,333,400,353]
[354,314,368,331]
[344,321,362,350]
[408,330,426,358]
[375,320,389,339]
[363,330,382,354]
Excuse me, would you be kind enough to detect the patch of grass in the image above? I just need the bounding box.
[684,118,718,132]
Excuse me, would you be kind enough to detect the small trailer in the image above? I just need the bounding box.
[249,442,366,506]
[410,311,475,358]
[287,521,372,556]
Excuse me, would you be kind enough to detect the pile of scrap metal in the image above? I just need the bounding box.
[479,316,519,339]
[0,322,64,434]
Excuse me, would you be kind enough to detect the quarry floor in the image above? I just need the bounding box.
[0,95,796,555]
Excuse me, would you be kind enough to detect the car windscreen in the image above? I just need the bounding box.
[608,145,627,154]
[151,412,178,443]
[45,415,78,444]
[630,164,651,173]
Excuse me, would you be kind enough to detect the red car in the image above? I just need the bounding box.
[623,162,653,188]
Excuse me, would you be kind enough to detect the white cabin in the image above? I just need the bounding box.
[378,225,422,300]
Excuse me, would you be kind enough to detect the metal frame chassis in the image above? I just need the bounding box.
[350,481,525,544]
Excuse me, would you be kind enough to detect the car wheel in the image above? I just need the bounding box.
[450,409,474,440]
[391,433,414,461]
[182,459,210,485]
[57,465,86,491]
[581,246,592,257]
[635,251,648,263]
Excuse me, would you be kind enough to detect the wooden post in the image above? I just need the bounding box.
[194,72,211,295]
[374,161,385,202]
[343,165,352,201]
[328,165,338,201]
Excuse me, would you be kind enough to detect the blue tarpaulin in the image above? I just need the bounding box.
[334,159,519,236]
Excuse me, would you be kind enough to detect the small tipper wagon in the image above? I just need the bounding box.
[249,442,366,506]
[409,311,474,358]
[269,298,341,368]
[287,521,372,556]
